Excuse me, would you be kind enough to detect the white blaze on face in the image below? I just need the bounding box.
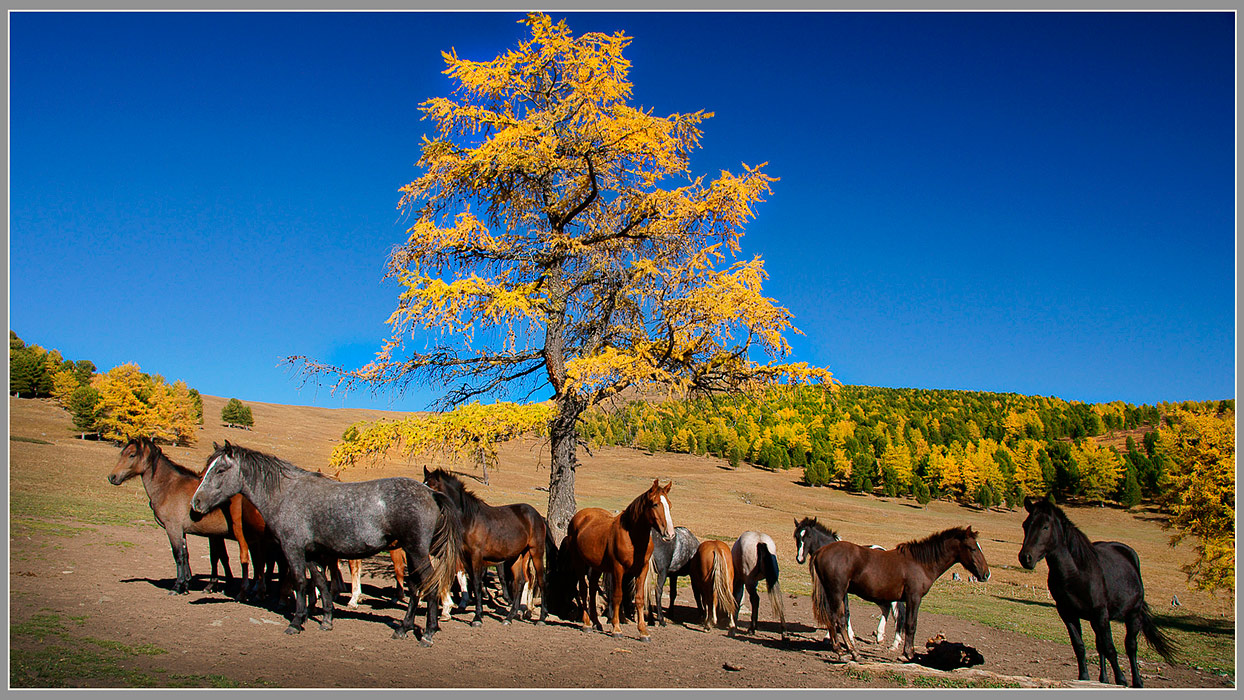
[797,530,806,563]
[659,495,673,538]
[191,455,225,507]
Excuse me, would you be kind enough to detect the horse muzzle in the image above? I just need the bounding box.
[1018,552,1036,570]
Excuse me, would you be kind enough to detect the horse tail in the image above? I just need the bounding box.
[809,556,832,630]
[542,526,558,598]
[1139,600,1179,662]
[711,548,737,622]
[758,541,786,628]
[424,490,464,601]
[644,551,659,606]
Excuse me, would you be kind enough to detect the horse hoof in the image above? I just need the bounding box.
[639,635,651,643]
[419,637,434,648]
[470,620,482,628]
[502,619,511,626]
[320,621,333,631]
[284,626,302,635]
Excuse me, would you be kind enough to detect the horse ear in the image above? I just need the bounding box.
[212,441,220,451]
[1023,496,1036,512]
[424,466,430,478]
[663,481,673,493]
[794,518,800,527]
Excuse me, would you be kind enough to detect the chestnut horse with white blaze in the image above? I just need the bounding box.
[561,479,674,641]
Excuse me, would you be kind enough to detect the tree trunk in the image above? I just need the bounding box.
[545,395,584,544]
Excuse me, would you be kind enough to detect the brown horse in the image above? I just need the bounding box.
[107,437,269,597]
[810,526,990,661]
[690,540,737,635]
[343,549,407,608]
[423,467,555,626]
[561,479,675,641]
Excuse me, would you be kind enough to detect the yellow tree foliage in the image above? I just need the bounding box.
[1012,438,1047,498]
[91,364,197,445]
[1158,408,1235,594]
[50,369,80,409]
[291,13,833,533]
[880,441,914,493]
[1072,439,1123,505]
[332,401,554,485]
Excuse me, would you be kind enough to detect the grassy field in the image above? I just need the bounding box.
[9,395,1235,685]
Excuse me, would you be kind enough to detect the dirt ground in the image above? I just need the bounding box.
[8,395,1235,689]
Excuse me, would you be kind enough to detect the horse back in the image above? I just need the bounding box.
[814,541,906,603]
[1094,540,1147,618]
[566,508,614,568]
[289,476,439,558]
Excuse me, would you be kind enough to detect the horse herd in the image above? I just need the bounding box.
[106,437,1179,688]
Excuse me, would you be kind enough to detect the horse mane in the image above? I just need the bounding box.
[131,437,201,480]
[796,517,839,542]
[218,443,322,497]
[621,484,657,526]
[895,526,973,566]
[1036,500,1098,565]
[426,468,484,520]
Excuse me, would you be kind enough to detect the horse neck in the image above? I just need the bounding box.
[1044,518,1096,578]
[810,528,837,551]
[908,538,965,582]
[141,450,189,499]
[618,502,654,555]
[231,459,281,519]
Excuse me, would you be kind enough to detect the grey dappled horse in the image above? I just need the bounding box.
[190,441,463,644]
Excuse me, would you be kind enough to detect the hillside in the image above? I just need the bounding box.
[9,395,1235,687]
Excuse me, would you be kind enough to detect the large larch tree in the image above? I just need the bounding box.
[294,14,832,536]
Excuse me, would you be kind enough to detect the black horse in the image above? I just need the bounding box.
[1019,496,1177,687]
[190,441,463,644]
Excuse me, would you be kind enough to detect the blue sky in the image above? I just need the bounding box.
[9,11,1235,411]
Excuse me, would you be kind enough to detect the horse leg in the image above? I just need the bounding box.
[347,559,362,609]
[874,602,889,644]
[890,602,907,652]
[307,561,334,631]
[166,530,191,595]
[284,552,309,634]
[1123,615,1143,687]
[634,564,651,642]
[530,550,547,624]
[392,545,423,641]
[898,596,920,661]
[843,591,855,643]
[607,564,627,637]
[390,549,407,604]
[1058,607,1090,681]
[469,558,486,627]
[229,497,250,601]
[587,570,604,631]
[206,536,232,594]
[502,558,525,626]
[1090,613,1124,685]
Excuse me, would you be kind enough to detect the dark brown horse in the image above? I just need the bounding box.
[423,467,555,626]
[810,526,990,661]
[561,479,675,641]
[690,540,737,635]
[107,437,269,598]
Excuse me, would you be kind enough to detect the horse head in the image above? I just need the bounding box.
[958,526,991,582]
[190,440,243,516]
[793,517,838,564]
[107,436,156,485]
[644,479,675,542]
[1018,496,1059,569]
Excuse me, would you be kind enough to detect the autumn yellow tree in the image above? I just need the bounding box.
[291,14,832,535]
[91,364,198,445]
[1072,439,1124,505]
[50,369,81,409]
[1158,408,1235,594]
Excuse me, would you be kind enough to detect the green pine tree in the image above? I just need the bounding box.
[68,385,102,438]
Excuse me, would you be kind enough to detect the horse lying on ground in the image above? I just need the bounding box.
[1020,496,1177,687]
[190,441,462,644]
[107,437,270,599]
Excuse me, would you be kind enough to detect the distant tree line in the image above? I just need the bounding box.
[579,385,1231,511]
[10,331,204,445]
